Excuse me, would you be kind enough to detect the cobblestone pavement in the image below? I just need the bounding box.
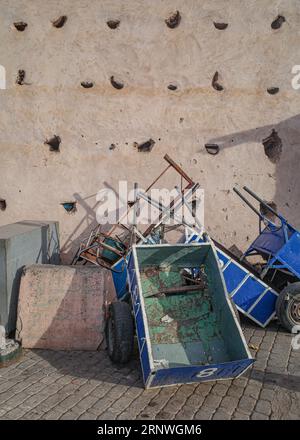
[0,319,299,420]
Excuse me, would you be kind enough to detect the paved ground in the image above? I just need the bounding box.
[0,319,299,420]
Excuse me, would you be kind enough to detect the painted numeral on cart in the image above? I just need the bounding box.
[195,367,218,378]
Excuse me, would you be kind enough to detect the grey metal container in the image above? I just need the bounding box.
[0,221,60,335]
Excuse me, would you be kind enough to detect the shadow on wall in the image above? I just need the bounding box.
[206,114,300,228]
[60,192,100,263]
[61,181,130,263]
[8,266,25,338]
[61,115,300,263]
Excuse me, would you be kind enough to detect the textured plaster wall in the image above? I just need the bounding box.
[0,0,300,262]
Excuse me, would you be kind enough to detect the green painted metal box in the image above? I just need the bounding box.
[128,243,254,387]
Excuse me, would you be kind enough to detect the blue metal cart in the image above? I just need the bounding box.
[186,234,280,328]
[106,243,253,388]
[187,187,300,332]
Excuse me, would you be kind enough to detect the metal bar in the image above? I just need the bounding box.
[233,187,263,220]
[246,288,269,314]
[81,239,125,258]
[243,186,283,220]
[145,284,205,298]
[131,182,138,246]
[142,185,199,237]
[163,154,194,187]
[98,240,125,256]
[174,184,203,231]
[108,156,193,236]
[86,227,96,247]
[221,259,232,272]
[138,186,199,231]
[145,164,171,192]
[230,274,251,298]
[134,228,154,244]
[78,253,98,265]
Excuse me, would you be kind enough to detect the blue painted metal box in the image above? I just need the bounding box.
[186,234,279,328]
[126,243,253,388]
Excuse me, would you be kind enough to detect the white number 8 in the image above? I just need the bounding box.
[195,367,218,378]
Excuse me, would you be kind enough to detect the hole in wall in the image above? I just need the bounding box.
[81,81,94,88]
[110,76,124,90]
[271,15,285,30]
[212,71,223,91]
[134,139,155,153]
[52,15,67,28]
[107,20,120,29]
[205,143,220,155]
[0,199,6,211]
[13,21,27,31]
[168,84,177,91]
[260,200,277,222]
[165,11,181,29]
[61,201,77,214]
[267,87,279,95]
[213,22,228,30]
[44,135,61,152]
[16,70,26,85]
[262,129,282,163]
[109,144,116,150]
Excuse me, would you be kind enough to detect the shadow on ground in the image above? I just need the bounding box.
[32,316,299,392]
[33,343,144,388]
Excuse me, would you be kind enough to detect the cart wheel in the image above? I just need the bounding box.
[105,301,134,364]
[276,282,300,332]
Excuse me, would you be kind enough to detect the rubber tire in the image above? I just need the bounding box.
[276,282,300,333]
[106,301,134,364]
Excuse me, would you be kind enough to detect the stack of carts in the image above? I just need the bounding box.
[72,154,204,271]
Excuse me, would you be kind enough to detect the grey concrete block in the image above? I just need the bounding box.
[0,221,60,334]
